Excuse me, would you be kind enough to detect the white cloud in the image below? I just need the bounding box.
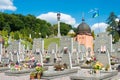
[0,0,17,11]
[37,12,76,25]
[91,22,109,33]
[115,18,119,22]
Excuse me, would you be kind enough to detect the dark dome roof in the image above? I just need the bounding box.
[77,19,91,35]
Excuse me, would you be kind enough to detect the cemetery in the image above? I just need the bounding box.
[0,11,120,80]
[0,30,120,80]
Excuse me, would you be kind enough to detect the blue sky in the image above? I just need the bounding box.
[0,0,120,33]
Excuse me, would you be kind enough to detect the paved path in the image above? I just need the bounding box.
[0,71,120,80]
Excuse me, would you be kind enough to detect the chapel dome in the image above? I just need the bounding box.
[77,18,91,35]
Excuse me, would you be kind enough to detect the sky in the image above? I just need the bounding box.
[0,0,120,34]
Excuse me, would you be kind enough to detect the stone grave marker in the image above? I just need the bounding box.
[48,42,58,54]
[95,50,112,70]
[32,38,44,54]
[6,40,25,63]
[0,41,2,62]
[60,36,73,54]
[94,32,112,70]
[1,57,9,64]
[32,38,44,66]
[61,50,72,69]
[72,41,79,64]
[94,32,112,53]
[79,44,86,60]
[113,41,120,58]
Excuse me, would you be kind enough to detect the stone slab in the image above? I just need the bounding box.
[70,69,118,80]
[41,68,78,80]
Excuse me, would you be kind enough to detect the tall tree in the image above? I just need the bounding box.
[106,12,119,43]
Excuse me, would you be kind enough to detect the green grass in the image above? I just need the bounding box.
[44,38,60,50]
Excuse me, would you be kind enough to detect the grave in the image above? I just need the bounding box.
[94,32,113,70]
[32,38,44,54]
[70,69,118,80]
[44,42,58,65]
[59,36,73,54]
[94,32,112,54]
[72,41,79,64]
[47,42,58,54]
[1,57,9,65]
[6,40,25,63]
[40,37,78,79]
[95,50,112,70]
[70,33,118,80]
[41,46,78,80]
[79,44,86,61]
[0,41,2,62]
[113,41,120,59]
[32,38,44,66]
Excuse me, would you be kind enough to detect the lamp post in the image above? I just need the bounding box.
[57,13,61,38]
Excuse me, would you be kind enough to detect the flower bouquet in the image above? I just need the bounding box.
[93,61,103,73]
[30,72,35,80]
[86,56,96,65]
[35,63,43,79]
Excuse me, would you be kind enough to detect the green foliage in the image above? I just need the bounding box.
[0,12,76,48]
[14,31,20,40]
[91,30,95,39]
[106,12,120,43]
[60,22,72,35]
[0,30,8,47]
[44,38,60,49]
[30,72,36,76]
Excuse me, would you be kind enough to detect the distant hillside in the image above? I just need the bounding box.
[44,38,60,49]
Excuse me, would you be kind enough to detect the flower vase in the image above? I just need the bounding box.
[94,70,100,74]
[37,73,41,80]
[30,76,34,80]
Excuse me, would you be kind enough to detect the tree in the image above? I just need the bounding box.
[106,12,119,43]
[14,31,20,40]
[91,30,95,39]
[60,22,72,35]
[117,20,120,37]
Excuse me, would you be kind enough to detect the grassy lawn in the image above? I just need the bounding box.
[44,38,60,50]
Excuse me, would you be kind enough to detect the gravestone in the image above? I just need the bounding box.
[0,41,2,62]
[32,38,44,54]
[47,42,58,63]
[95,50,112,70]
[6,42,13,54]
[60,36,73,54]
[46,53,55,64]
[94,32,112,70]
[59,36,74,68]
[61,50,72,69]
[34,51,43,66]
[32,38,44,66]
[113,41,120,59]
[72,41,79,64]
[1,58,9,64]
[48,42,58,54]
[6,40,25,63]
[7,41,19,62]
[94,32,112,53]
[79,44,86,60]
[13,51,18,63]
[9,52,13,61]
[19,44,25,61]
